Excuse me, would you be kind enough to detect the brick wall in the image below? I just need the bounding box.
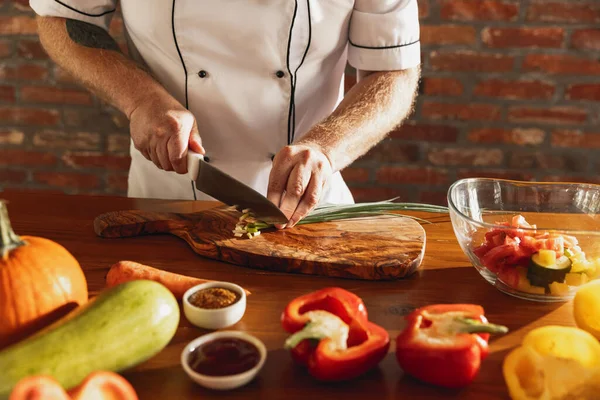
[1,0,600,205]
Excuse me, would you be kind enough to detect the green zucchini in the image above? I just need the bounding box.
[528,251,572,289]
[0,280,179,399]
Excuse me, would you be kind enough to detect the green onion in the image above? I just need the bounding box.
[232,199,448,239]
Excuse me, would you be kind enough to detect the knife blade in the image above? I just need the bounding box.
[186,150,289,225]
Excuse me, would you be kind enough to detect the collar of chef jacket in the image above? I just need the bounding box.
[30,0,421,202]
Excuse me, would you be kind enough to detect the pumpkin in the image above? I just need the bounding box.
[0,200,88,349]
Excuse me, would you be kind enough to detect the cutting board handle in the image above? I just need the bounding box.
[94,210,192,238]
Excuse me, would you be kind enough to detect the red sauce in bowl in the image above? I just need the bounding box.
[187,337,261,376]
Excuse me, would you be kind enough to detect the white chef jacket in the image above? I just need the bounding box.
[30,0,421,204]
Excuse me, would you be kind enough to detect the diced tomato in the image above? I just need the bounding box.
[504,246,534,267]
[475,214,578,276]
[481,244,518,273]
[497,266,520,289]
[511,215,535,229]
[520,235,542,253]
[474,243,492,258]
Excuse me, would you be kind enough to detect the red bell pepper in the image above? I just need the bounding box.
[281,287,390,381]
[9,371,138,400]
[395,304,508,389]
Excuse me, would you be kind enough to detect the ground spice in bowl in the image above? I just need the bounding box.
[188,287,241,309]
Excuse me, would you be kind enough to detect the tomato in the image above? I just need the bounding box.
[481,244,517,273]
[497,266,520,289]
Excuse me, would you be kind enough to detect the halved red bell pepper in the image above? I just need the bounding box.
[281,287,389,381]
[396,304,508,389]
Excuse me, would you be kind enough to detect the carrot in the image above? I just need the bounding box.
[106,261,250,299]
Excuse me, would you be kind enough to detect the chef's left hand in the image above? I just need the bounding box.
[267,144,333,228]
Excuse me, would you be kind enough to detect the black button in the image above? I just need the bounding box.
[204,156,210,163]
[275,70,285,78]
[198,70,207,78]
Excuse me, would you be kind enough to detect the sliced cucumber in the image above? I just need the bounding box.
[527,252,572,289]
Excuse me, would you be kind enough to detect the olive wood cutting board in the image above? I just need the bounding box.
[93,206,426,280]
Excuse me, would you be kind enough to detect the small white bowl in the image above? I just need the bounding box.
[183,281,246,330]
[181,330,267,390]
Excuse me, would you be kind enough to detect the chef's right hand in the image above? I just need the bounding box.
[129,92,205,174]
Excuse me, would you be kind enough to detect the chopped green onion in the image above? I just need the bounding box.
[231,199,449,239]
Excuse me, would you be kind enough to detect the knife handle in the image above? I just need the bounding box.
[187,150,204,181]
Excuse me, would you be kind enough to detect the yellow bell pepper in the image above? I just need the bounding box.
[503,326,600,400]
[574,279,600,340]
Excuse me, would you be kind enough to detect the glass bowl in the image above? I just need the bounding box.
[447,178,600,302]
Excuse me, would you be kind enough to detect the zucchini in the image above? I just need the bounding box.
[0,280,179,399]
[527,252,572,289]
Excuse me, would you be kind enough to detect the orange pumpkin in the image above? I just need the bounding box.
[0,200,88,349]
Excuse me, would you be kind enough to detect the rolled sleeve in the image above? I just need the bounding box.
[348,0,421,71]
[29,0,117,31]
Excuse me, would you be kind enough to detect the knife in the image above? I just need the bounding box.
[186,150,289,225]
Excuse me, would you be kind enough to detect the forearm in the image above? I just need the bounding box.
[36,16,170,118]
[297,66,420,172]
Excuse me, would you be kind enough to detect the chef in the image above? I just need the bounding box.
[30,0,420,228]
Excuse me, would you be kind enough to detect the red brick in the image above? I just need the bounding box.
[423,77,463,96]
[418,0,429,18]
[0,170,27,184]
[421,25,477,45]
[440,0,519,21]
[390,122,459,142]
[508,107,587,125]
[523,54,600,76]
[62,152,131,171]
[0,129,24,145]
[0,86,15,103]
[527,1,600,23]
[566,84,600,102]
[0,16,37,35]
[362,141,420,163]
[551,130,600,149]
[107,173,128,192]
[17,40,48,59]
[418,190,448,206]
[0,149,57,166]
[341,167,370,183]
[428,148,503,167]
[429,51,514,72]
[482,27,564,48]
[33,171,100,189]
[377,167,448,185]
[33,131,100,151]
[509,152,587,172]
[457,169,534,181]
[571,29,600,51]
[473,79,554,100]
[349,187,414,203]
[468,128,545,146]
[0,107,59,126]
[21,86,93,105]
[0,63,48,81]
[107,134,130,153]
[421,101,501,121]
[0,40,11,58]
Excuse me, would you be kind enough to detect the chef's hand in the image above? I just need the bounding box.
[129,92,205,174]
[267,144,333,229]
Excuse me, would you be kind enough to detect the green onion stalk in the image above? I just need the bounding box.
[231,199,449,239]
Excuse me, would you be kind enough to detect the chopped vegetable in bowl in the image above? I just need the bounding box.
[473,214,599,298]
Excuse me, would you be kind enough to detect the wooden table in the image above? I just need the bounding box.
[0,191,579,399]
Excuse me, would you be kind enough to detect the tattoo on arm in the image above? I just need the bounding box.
[66,19,121,52]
